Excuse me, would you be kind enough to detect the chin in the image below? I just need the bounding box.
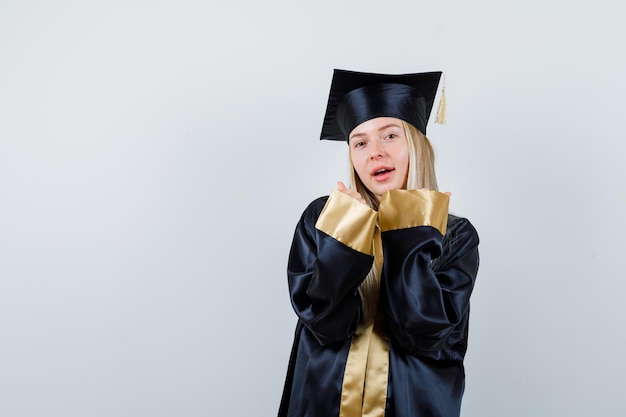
[380,185,401,194]
[373,187,391,198]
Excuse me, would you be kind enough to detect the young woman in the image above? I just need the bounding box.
[278,69,480,417]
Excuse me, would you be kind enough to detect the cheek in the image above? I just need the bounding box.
[398,151,410,182]
[398,149,409,171]
[350,153,368,178]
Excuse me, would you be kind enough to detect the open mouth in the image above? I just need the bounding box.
[373,168,393,176]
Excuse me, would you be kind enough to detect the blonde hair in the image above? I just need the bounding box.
[348,120,438,210]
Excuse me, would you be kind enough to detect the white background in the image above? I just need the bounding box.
[1,1,625,416]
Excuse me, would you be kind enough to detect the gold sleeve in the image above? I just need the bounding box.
[315,190,378,255]
[378,189,449,235]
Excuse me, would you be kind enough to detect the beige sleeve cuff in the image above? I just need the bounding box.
[315,190,378,255]
[378,189,449,235]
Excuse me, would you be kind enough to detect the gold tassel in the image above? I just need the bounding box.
[435,73,447,125]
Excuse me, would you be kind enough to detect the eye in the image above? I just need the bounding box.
[385,133,396,140]
[353,140,366,149]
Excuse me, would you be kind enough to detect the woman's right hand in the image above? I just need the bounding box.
[337,181,368,206]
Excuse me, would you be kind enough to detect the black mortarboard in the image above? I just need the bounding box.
[320,69,443,141]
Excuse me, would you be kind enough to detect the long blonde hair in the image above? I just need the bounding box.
[348,120,438,210]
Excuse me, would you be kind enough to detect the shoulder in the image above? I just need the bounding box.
[296,196,330,231]
[304,195,330,212]
[432,214,480,270]
[446,214,479,243]
[301,195,329,218]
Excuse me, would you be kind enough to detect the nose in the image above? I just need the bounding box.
[369,139,385,160]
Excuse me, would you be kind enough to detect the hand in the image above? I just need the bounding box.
[337,181,368,206]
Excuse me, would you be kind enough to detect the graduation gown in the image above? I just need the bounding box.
[278,189,480,417]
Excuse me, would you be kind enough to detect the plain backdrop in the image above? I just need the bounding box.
[1,1,625,416]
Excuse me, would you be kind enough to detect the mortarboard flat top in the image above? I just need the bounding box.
[320,69,442,142]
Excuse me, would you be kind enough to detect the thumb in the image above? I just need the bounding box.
[337,181,346,191]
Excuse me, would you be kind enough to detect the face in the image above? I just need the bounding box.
[348,117,409,202]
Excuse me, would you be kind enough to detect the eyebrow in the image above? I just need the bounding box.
[349,123,403,141]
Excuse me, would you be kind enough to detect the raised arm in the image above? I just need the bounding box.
[287,191,377,345]
[378,189,480,354]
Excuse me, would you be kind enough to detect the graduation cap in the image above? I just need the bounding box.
[320,69,444,142]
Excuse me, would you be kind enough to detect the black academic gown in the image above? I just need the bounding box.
[278,190,480,417]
